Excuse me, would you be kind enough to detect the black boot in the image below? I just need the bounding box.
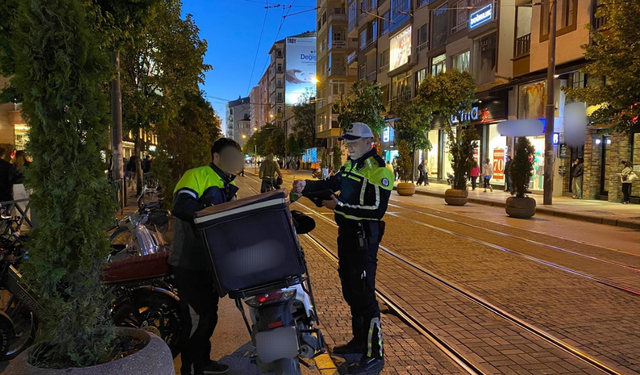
[333,338,366,355]
[348,357,384,374]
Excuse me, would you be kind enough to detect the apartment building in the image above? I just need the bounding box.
[340,0,637,201]
[249,69,271,133]
[316,0,358,148]
[226,96,251,148]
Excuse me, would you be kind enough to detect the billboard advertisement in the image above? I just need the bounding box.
[285,37,317,105]
[389,26,411,71]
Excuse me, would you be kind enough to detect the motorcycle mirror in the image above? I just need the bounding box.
[291,210,315,235]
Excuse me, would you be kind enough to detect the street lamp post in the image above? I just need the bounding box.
[543,0,558,205]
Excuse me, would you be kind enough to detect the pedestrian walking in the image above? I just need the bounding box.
[170,138,244,375]
[504,155,513,193]
[571,158,584,199]
[142,155,152,173]
[470,162,480,191]
[618,160,637,204]
[392,157,399,181]
[482,158,493,192]
[259,154,282,192]
[417,160,429,186]
[385,160,394,176]
[126,156,137,188]
[293,122,393,374]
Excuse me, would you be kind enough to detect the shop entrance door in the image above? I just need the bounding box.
[599,135,612,197]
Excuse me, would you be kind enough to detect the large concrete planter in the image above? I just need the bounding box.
[6,328,174,375]
[445,189,468,206]
[397,182,416,196]
[505,196,536,219]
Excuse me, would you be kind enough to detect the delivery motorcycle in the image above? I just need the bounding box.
[194,191,325,375]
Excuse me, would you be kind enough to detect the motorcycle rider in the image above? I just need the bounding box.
[170,138,244,375]
[292,122,393,374]
[259,153,282,192]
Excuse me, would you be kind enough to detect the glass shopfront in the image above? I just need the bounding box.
[487,124,507,185]
[427,129,439,178]
[526,135,546,191]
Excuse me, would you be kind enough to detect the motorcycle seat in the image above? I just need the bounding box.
[101,251,171,284]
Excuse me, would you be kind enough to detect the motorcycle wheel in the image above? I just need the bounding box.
[112,290,181,357]
[272,358,302,375]
[0,303,36,361]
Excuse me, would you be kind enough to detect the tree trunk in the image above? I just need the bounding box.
[135,133,144,196]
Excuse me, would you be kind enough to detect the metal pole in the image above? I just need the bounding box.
[111,51,125,206]
[255,144,258,174]
[543,0,557,205]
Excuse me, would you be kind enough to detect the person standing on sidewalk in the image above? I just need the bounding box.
[504,155,513,193]
[417,160,427,186]
[482,158,493,192]
[470,162,480,191]
[292,123,393,374]
[571,158,584,199]
[170,138,244,375]
[618,160,637,204]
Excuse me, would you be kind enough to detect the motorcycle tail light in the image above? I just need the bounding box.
[245,289,296,307]
[268,320,284,329]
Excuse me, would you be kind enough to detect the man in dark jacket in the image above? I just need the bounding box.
[169,138,244,375]
[572,158,584,199]
[0,148,17,202]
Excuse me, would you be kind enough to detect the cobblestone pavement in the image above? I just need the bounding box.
[263,173,640,374]
[237,176,624,374]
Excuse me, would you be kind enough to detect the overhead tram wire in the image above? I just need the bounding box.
[246,2,270,96]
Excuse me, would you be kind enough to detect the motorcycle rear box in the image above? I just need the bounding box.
[194,189,304,297]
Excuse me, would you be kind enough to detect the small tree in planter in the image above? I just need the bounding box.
[396,140,415,196]
[394,98,432,183]
[7,0,172,372]
[332,143,343,172]
[506,137,537,218]
[418,70,477,205]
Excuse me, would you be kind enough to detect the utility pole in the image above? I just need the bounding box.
[543,0,557,205]
[111,52,124,205]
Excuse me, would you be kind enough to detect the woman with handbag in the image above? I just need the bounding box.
[618,160,637,204]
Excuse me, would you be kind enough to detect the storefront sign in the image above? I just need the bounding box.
[552,132,560,145]
[492,148,505,180]
[469,4,492,29]
[451,107,479,124]
[382,126,395,143]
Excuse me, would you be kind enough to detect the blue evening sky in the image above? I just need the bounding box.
[181,0,317,131]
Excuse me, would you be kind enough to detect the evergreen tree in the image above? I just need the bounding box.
[11,0,116,367]
[510,137,535,198]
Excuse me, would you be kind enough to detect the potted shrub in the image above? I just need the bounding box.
[444,125,479,206]
[506,137,537,218]
[396,140,415,196]
[4,0,173,373]
[416,70,477,206]
[394,98,432,184]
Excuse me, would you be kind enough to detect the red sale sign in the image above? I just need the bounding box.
[493,148,505,180]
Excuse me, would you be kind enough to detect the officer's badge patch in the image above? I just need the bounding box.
[381,178,389,187]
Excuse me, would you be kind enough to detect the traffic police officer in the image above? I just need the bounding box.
[170,138,244,375]
[293,122,394,374]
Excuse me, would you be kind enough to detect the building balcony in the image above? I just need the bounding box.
[328,8,347,24]
[514,33,531,58]
[347,51,357,67]
[329,37,357,52]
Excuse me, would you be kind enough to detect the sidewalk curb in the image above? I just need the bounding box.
[401,188,640,230]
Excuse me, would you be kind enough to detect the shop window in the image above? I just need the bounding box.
[540,0,578,42]
[415,68,427,87]
[14,124,29,150]
[518,81,546,119]
[431,4,448,49]
[452,51,470,72]
[431,54,446,76]
[473,33,496,86]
